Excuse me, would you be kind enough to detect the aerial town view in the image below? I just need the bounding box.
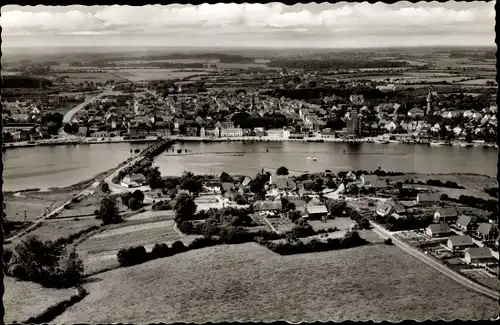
[1,2,498,323]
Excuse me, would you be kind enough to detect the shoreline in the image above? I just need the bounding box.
[6,169,493,197]
[2,135,498,149]
[4,158,134,197]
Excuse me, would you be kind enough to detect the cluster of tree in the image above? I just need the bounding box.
[344,207,371,229]
[325,199,347,216]
[3,75,53,88]
[424,179,465,189]
[177,206,256,238]
[100,181,110,193]
[41,112,64,135]
[178,171,204,194]
[117,241,187,267]
[231,112,289,130]
[249,172,271,198]
[483,186,498,199]
[455,195,497,215]
[256,230,368,255]
[267,59,409,70]
[63,123,80,134]
[4,236,84,288]
[288,218,316,239]
[173,193,198,222]
[374,214,433,232]
[120,190,145,210]
[96,196,122,224]
[152,200,173,211]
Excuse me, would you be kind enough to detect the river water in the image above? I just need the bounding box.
[2,141,497,192]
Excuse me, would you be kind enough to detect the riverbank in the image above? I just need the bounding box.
[3,135,498,149]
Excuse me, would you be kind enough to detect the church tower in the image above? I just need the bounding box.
[426,89,433,115]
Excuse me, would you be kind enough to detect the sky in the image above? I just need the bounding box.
[1,2,496,49]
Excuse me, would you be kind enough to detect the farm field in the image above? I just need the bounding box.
[76,218,200,274]
[113,69,213,81]
[13,217,101,244]
[3,188,81,222]
[4,276,76,323]
[56,243,497,323]
[265,216,294,233]
[4,197,51,222]
[56,192,104,219]
[53,72,127,84]
[456,79,496,85]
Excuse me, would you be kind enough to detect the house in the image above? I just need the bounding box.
[305,205,329,219]
[349,94,364,105]
[221,182,236,192]
[464,247,495,265]
[417,193,441,205]
[385,121,398,132]
[476,223,498,241]
[241,176,252,187]
[425,223,452,237]
[434,207,458,223]
[90,131,110,138]
[273,176,296,191]
[185,126,198,137]
[205,127,220,138]
[376,202,393,217]
[408,107,425,118]
[253,200,282,212]
[204,181,221,194]
[288,199,307,214]
[447,235,475,252]
[306,197,322,207]
[456,214,474,231]
[220,127,243,137]
[78,126,89,137]
[120,173,147,188]
[360,175,379,187]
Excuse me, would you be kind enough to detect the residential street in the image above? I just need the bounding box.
[370,221,499,300]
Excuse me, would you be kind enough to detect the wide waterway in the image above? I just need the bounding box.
[2,141,497,192]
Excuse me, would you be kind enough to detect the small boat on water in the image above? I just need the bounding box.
[429,141,447,146]
[307,157,317,161]
[375,139,389,144]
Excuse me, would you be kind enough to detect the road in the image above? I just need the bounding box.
[58,88,119,138]
[370,221,499,300]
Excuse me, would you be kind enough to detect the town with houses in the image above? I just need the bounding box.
[2,68,498,147]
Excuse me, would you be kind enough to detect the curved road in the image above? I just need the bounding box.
[59,88,119,138]
[370,221,499,300]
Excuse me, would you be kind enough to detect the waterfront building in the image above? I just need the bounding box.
[220,127,242,137]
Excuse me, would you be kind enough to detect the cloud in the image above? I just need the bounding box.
[0,3,495,47]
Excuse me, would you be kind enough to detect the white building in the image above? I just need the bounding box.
[120,173,147,188]
[220,127,243,137]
